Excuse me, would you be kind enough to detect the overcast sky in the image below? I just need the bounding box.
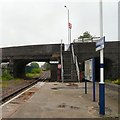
[0,0,119,47]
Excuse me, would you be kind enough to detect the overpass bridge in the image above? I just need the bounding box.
[1,44,64,78]
[1,41,120,81]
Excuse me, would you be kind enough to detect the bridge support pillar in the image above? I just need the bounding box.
[13,61,26,78]
[50,63,58,82]
[9,58,14,77]
[9,59,26,78]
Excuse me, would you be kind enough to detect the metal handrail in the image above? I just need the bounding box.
[75,56,80,82]
[71,44,75,64]
[71,44,80,82]
[61,40,64,83]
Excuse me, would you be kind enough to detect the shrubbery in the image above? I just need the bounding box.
[112,79,120,85]
[105,79,120,85]
[25,62,42,78]
[31,68,41,74]
[1,69,13,80]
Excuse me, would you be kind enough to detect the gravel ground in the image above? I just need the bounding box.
[1,79,36,100]
[0,71,50,101]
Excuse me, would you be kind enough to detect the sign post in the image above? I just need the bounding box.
[97,0,105,115]
[96,36,105,115]
[92,58,95,102]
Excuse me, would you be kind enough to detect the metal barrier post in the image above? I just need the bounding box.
[85,79,87,94]
[92,58,96,102]
[61,40,64,83]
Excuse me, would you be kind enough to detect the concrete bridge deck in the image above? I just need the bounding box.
[2,44,63,61]
[1,41,120,80]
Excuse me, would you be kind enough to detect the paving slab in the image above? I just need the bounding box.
[2,82,119,119]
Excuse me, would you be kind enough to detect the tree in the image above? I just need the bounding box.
[25,62,40,73]
[78,31,93,42]
[42,62,50,71]
[30,62,39,69]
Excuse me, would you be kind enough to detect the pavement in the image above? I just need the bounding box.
[2,82,119,119]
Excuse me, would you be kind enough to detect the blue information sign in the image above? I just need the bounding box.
[96,36,105,51]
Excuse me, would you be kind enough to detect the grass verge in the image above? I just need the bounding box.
[105,79,120,85]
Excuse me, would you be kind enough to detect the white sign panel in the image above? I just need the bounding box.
[85,59,93,81]
[49,61,59,64]
[96,36,105,51]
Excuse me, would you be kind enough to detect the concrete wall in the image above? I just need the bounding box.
[72,41,120,80]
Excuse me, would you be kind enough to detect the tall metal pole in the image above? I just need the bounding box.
[100,0,103,38]
[99,0,105,115]
[64,6,71,45]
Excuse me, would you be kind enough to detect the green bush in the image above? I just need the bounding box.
[25,68,42,78]
[112,79,120,85]
[25,62,41,74]
[105,79,120,85]
[25,62,42,78]
[2,69,13,80]
[31,68,41,74]
[26,73,40,78]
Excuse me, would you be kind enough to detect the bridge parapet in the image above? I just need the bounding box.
[2,44,63,61]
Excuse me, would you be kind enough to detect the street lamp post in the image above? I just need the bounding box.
[64,6,71,45]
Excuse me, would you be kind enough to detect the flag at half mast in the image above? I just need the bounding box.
[68,22,72,29]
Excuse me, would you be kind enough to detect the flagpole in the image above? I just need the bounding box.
[64,6,71,45]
